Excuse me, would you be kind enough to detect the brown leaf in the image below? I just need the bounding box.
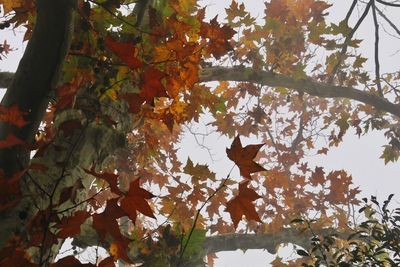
[84,166,122,195]
[56,211,90,238]
[226,135,266,179]
[120,178,155,222]
[226,181,262,228]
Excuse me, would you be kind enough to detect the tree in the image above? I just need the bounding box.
[0,0,399,266]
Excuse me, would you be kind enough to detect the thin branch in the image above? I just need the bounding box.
[328,0,372,82]
[345,0,359,23]
[178,166,234,267]
[376,0,400,7]
[375,6,400,37]
[372,1,383,97]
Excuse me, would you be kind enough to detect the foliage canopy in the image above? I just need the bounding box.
[0,0,400,266]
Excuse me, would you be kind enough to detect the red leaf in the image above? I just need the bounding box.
[0,134,25,149]
[0,169,25,212]
[84,166,122,195]
[226,135,266,179]
[226,181,262,228]
[92,198,127,241]
[0,104,28,127]
[139,66,168,103]
[98,257,116,267]
[105,36,142,69]
[0,247,36,267]
[56,211,90,238]
[120,178,155,222]
[119,92,144,114]
[51,256,95,267]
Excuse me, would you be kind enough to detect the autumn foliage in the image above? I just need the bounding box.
[0,0,399,266]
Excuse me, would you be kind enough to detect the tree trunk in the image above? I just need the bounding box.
[0,0,76,251]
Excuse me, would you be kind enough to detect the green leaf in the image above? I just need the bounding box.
[182,228,207,256]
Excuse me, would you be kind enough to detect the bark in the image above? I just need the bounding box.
[200,66,400,117]
[0,0,77,249]
[0,72,13,89]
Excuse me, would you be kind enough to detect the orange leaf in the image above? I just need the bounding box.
[120,178,155,222]
[226,181,262,228]
[226,135,266,179]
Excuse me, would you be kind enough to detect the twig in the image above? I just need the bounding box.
[372,1,383,97]
[376,0,400,7]
[375,6,400,37]
[328,0,372,83]
[177,165,235,266]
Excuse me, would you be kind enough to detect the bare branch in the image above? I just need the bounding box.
[328,0,372,82]
[376,0,400,7]
[372,2,383,97]
[375,6,400,37]
[344,0,359,23]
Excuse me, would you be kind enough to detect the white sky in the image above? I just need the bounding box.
[1,1,400,266]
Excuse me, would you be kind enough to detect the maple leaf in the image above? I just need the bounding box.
[51,255,95,267]
[56,211,90,238]
[120,178,155,222]
[0,169,25,212]
[119,92,143,114]
[105,36,142,69]
[200,16,236,58]
[98,257,115,267]
[183,157,216,184]
[1,0,23,14]
[226,135,266,179]
[0,104,28,127]
[84,166,122,195]
[92,198,127,241]
[226,181,262,228]
[139,66,168,103]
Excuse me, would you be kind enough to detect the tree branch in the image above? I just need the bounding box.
[202,228,350,255]
[200,66,400,117]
